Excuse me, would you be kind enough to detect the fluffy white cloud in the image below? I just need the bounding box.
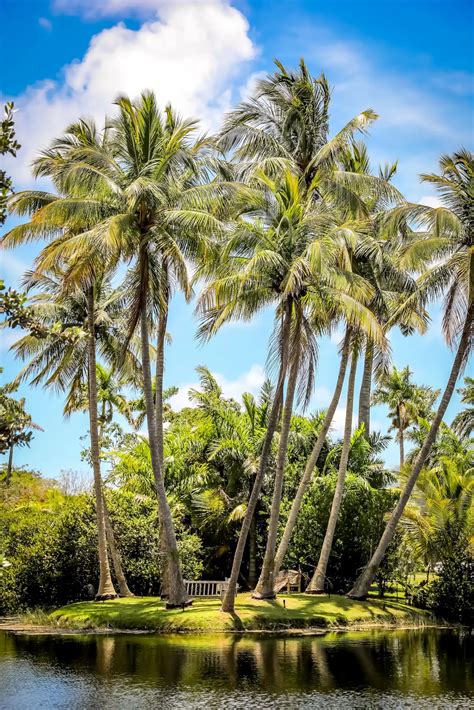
[169,363,265,410]
[53,0,194,19]
[419,195,443,208]
[5,0,256,184]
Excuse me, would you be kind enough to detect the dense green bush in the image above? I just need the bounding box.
[413,537,474,625]
[282,473,398,592]
[0,473,203,614]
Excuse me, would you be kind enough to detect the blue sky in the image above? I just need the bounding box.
[1,0,473,477]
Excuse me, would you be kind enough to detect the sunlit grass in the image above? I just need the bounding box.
[49,593,429,632]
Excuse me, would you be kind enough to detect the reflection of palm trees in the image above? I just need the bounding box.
[96,637,116,676]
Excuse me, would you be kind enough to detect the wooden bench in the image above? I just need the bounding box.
[184,579,233,597]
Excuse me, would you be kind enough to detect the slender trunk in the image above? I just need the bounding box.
[221,305,292,613]
[103,495,133,597]
[348,304,473,600]
[399,428,405,470]
[358,342,373,438]
[5,445,14,486]
[87,287,117,600]
[307,348,358,593]
[97,400,133,597]
[253,310,301,599]
[155,274,170,598]
[155,263,168,465]
[248,511,258,589]
[139,270,188,608]
[273,328,352,577]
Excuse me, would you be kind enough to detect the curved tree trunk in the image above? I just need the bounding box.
[139,268,188,608]
[307,348,358,593]
[348,303,473,600]
[248,512,258,589]
[399,428,405,470]
[221,305,292,613]
[103,495,133,597]
[97,401,133,597]
[155,271,170,599]
[358,342,373,438]
[87,287,117,600]
[5,445,14,486]
[273,328,352,577]
[253,310,301,599]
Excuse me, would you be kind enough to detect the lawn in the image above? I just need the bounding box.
[48,593,428,633]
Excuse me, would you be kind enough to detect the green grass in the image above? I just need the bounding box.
[49,593,429,633]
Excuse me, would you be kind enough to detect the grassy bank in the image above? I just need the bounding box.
[38,594,430,633]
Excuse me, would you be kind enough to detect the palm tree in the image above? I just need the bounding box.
[10,94,221,606]
[66,362,135,597]
[5,271,127,599]
[349,149,474,600]
[372,366,439,470]
[452,377,474,438]
[211,60,397,609]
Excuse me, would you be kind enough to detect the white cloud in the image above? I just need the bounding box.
[0,251,29,280]
[419,195,443,209]
[4,0,256,184]
[312,386,332,408]
[328,406,357,438]
[0,329,24,353]
[170,363,265,410]
[38,17,52,31]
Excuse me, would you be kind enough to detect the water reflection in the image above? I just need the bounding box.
[0,628,472,708]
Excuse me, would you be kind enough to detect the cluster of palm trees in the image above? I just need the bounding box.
[3,60,472,611]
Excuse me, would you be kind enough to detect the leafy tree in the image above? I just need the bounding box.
[0,102,20,225]
[0,371,41,485]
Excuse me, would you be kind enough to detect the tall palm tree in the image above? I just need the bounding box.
[211,60,398,610]
[4,271,129,599]
[67,362,136,598]
[10,94,221,606]
[349,149,474,599]
[372,366,439,470]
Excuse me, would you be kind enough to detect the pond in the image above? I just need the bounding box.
[0,627,472,708]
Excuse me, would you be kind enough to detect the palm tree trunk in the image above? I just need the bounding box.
[96,401,133,597]
[307,348,358,593]
[248,511,258,589]
[253,310,301,599]
[139,270,188,608]
[221,305,292,613]
[348,303,473,600]
[5,444,14,486]
[86,287,117,600]
[103,495,133,597]
[273,328,352,577]
[358,342,373,437]
[155,270,170,599]
[399,428,405,470]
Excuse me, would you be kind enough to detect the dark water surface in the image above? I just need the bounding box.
[0,627,472,708]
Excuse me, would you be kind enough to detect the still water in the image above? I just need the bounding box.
[0,628,472,708]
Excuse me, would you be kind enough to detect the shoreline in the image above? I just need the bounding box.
[0,619,451,637]
[0,593,441,637]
